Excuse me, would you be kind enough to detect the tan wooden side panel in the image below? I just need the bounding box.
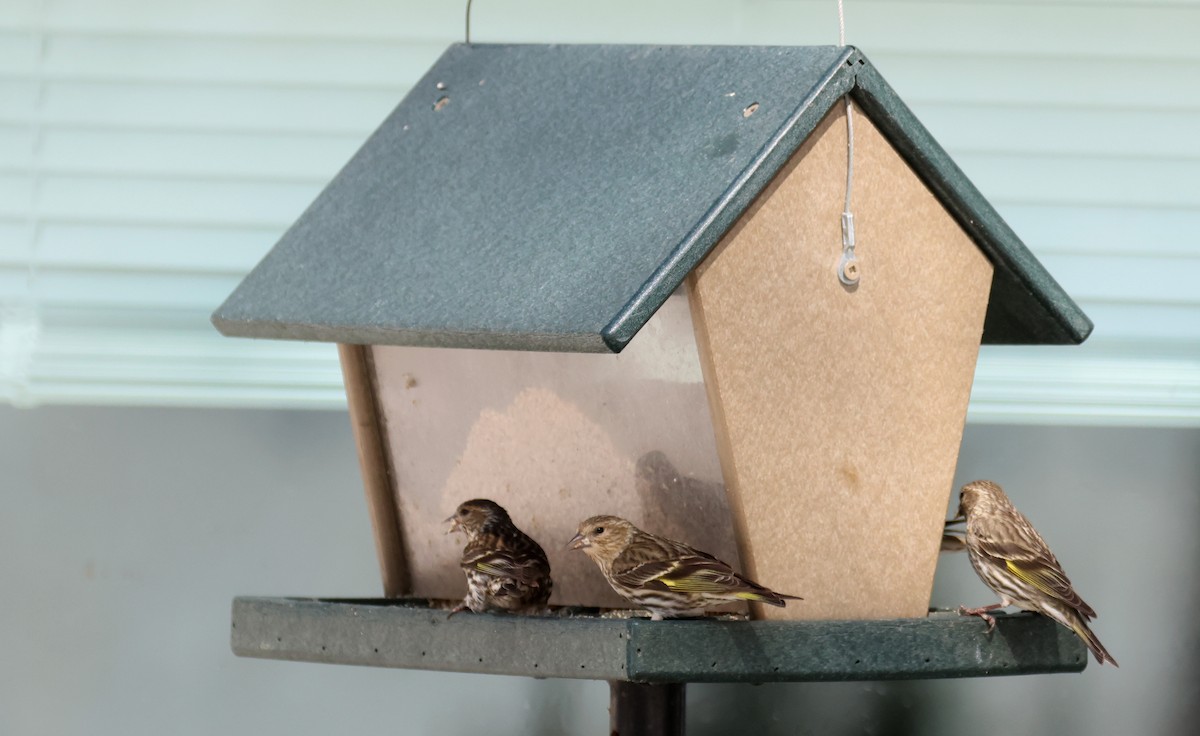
[688,102,994,620]
[339,343,410,597]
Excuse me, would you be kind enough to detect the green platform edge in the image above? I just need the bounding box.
[231,597,1087,683]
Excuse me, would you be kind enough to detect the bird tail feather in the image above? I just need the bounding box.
[1071,616,1118,667]
[736,590,803,607]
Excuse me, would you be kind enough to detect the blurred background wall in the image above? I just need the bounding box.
[2,407,1195,735]
[2,1,1198,734]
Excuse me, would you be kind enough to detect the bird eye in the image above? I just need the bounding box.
[459,509,469,517]
[593,526,604,535]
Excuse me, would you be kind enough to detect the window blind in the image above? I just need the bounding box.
[2,0,1196,424]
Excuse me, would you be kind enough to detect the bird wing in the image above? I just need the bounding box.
[610,531,710,586]
[1002,558,1096,619]
[612,554,748,594]
[462,545,548,586]
[973,515,1097,619]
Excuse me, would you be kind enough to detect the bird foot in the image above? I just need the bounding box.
[447,603,469,619]
[958,604,1003,633]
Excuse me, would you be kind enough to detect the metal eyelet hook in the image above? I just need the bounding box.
[838,212,860,286]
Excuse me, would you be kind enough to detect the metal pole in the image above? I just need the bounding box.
[609,681,685,736]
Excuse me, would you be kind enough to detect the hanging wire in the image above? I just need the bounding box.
[836,0,859,286]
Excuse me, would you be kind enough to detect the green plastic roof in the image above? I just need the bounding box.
[212,44,1092,352]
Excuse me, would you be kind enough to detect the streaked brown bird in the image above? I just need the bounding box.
[568,515,800,620]
[951,480,1117,666]
[445,499,552,616]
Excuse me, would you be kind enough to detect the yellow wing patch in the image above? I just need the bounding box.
[733,591,771,602]
[1006,559,1061,597]
[657,569,729,590]
[657,572,727,593]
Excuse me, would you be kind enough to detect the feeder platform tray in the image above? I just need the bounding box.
[231,597,1087,682]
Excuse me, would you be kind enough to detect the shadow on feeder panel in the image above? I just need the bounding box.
[636,449,734,553]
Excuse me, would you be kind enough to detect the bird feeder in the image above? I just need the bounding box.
[213,44,1090,625]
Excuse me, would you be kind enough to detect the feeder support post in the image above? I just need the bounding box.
[609,681,685,736]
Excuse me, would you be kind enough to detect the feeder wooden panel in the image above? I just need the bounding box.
[689,105,993,620]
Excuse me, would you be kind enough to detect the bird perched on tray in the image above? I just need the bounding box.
[949,480,1117,666]
[446,499,552,616]
[568,515,800,620]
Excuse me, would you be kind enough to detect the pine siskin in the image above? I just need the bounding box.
[445,499,552,616]
[568,515,800,620]
[951,480,1117,666]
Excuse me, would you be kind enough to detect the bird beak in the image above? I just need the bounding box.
[567,532,587,550]
[445,515,461,535]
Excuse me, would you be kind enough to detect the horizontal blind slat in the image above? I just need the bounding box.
[0,0,1195,421]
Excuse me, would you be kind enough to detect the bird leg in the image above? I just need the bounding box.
[958,603,1004,633]
[447,601,470,619]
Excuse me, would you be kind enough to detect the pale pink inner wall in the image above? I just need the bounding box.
[371,292,739,609]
